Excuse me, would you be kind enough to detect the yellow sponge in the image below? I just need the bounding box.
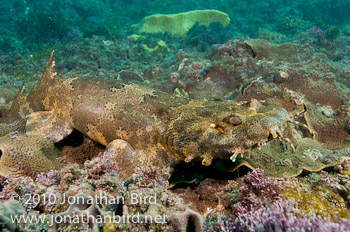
[136,9,230,36]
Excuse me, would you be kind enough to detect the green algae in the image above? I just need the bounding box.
[282,187,350,220]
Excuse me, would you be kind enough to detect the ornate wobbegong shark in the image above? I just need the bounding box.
[0,51,305,179]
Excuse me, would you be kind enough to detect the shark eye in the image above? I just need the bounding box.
[0,149,2,160]
[228,116,242,125]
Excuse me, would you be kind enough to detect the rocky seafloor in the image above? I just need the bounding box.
[1,1,350,231]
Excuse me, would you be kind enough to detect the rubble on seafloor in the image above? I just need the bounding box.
[0,151,350,231]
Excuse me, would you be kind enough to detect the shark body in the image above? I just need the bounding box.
[0,52,297,178]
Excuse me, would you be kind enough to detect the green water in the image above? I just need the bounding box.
[1,0,349,51]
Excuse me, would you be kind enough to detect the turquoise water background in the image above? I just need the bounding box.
[1,0,349,51]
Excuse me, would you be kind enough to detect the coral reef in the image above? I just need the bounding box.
[203,169,350,232]
[2,1,350,231]
[0,151,202,232]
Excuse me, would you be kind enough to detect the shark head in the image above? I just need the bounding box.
[160,99,294,166]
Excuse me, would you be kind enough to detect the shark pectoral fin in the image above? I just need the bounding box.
[106,139,173,180]
[106,139,139,180]
[26,111,74,142]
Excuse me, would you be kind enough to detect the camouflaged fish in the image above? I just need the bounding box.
[0,51,308,179]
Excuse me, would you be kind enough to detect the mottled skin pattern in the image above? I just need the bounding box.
[0,87,27,137]
[0,52,296,178]
[0,134,61,177]
[161,100,291,165]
